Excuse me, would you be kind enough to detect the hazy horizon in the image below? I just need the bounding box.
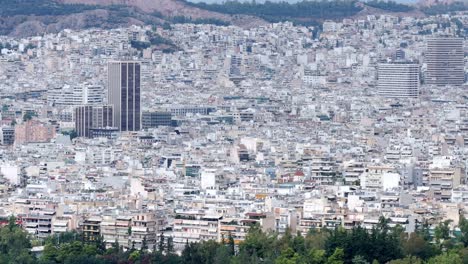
[188,0,420,4]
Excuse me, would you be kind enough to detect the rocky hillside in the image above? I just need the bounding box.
[59,0,231,18]
[0,0,265,37]
[1,0,467,37]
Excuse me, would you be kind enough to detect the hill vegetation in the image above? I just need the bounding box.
[185,0,363,25]
[2,0,464,37]
[364,0,415,12]
[0,0,99,16]
[421,1,468,15]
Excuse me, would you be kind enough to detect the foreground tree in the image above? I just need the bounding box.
[0,217,35,264]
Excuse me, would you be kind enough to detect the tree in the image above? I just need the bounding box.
[106,239,120,255]
[22,111,36,121]
[141,236,148,252]
[306,228,328,250]
[158,232,165,253]
[62,130,78,140]
[325,220,402,263]
[238,223,276,261]
[0,216,35,264]
[352,255,369,264]
[292,231,306,255]
[94,235,106,254]
[228,232,235,256]
[166,236,174,254]
[387,256,423,264]
[427,252,462,264]
[181,242,200,264]
[275,247,305,264]
[435,220,452,249]
[128,250,141,262]
[214,246,232,264]
[277,227,293,252]
[458,215,468,247]
[327,248,344,264]
[401,232,438,260]
[307,249,326,264]
[417,220,432,242]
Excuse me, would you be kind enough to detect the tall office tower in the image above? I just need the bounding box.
[75,105,113,138]
[426,37,464,86]
[108,61,141,131]
[75,106,93,138]
[92,105,114,129]
[378,62,420,98]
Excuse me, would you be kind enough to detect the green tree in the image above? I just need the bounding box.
[228,232,235,255]
[166,236,174,254]
[306,228,328,250]
[327,248,344,264]
[352,255,369,264]
[0,216,35,264]
[128,250,141,262]
[458,215,468,247]
[275,247,305,264]
[387,256,423,264]
[457,247,468,264]
[214,245,231,264]
[238,223,276,261]
[141,236,148,252]
[401,232,438,260]
[158,232,165,253]
[22,111,36,121]
[435,220,452,249]
[292,231,306,255]
[427,252,462,264]
[307,249,326,264]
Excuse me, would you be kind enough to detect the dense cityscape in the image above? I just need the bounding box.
[0,1,468,263]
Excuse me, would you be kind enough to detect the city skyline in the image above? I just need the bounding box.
[0,4,467,263]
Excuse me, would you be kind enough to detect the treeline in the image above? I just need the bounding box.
[421,2,468,15]
[0,0,98,16]
[364,0,414,12]
[5,216,468,263]
[186,0,362,21]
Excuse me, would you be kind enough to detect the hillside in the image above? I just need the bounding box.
[59,0,268,29]
[0,0,467,37]
[0,0,266,37]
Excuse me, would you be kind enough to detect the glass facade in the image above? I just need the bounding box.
[109,61,141,132]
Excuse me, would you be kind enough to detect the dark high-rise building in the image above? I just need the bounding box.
[108,61,141,131]
[92,105,113,129]
[75,105,113,138]
[426,37,464,86]
[75,105,93,138]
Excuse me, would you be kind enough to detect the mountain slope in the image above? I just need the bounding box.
[0,0,266,37]
[2,0,465,37]
[59,0,232,19]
